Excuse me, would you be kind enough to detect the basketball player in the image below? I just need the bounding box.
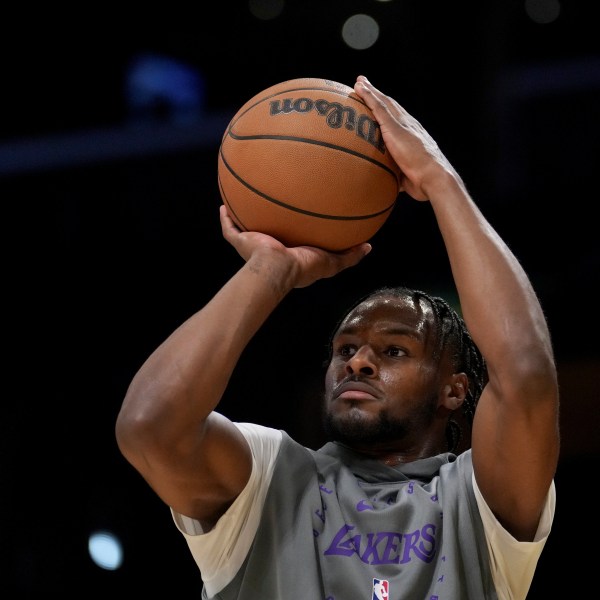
[116,75,559,599]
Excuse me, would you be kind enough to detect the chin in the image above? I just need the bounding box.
[322,409,407,446]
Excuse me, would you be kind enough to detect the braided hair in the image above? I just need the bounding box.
[325,286,488,453]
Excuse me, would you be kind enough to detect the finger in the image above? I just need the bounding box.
[354,76,388,109]
[335,242,372,269]
[220,204,240,239]
[219,204,229,221]
[354,75,377,107]
[355,75,377,95]
[355,76,403,119]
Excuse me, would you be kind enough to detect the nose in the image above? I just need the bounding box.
[346,346,377,377]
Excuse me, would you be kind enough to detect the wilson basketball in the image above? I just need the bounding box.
[217,77,402,251]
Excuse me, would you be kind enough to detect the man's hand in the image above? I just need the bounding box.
[354,75,462,202]
[220,205,372,289]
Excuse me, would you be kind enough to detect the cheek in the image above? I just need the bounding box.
[380,369,409,392]
[380,369,436,409]
[324,364,336,396]
[323,360,349,405]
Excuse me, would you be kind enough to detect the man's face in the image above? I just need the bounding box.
[323,294,445,450]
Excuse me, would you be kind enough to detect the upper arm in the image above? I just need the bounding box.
[118,410,253,527]
[471,361,560,541]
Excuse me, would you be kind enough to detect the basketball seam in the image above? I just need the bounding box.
[226,132,400,181]
[218,145,396,221]
[218,174,248,231]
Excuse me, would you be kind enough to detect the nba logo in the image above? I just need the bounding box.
[372,578,389,599]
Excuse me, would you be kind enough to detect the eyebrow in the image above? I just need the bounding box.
[336,323,424,341]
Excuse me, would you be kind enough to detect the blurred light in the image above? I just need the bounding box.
[125,52,205,124]
[88,530,123,571]
[525,0,561,24]
[342,14,380,51]
[249,0,284,20]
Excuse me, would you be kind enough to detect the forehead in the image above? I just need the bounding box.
[336,294,434,338]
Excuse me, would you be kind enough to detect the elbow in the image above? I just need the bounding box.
[519,349,558,398]
[114,381,167,468]
[115,399,154,468]
[115,378,205,473]
[516,357,558,407]
[489,344,559,410]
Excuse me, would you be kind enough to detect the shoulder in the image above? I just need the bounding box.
[233,422,284,469]
[440,449,474,480]
[234,422,283,445]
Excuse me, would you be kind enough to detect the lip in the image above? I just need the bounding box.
[333,380,381,401]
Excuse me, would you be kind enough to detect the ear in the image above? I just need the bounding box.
[440,373,468,412]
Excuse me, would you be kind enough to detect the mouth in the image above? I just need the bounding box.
[333,380,381,402]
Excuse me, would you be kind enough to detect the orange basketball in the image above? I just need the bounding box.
[217,77,402,251]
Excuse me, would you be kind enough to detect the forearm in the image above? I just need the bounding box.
[428,174,555,379]
[355,74,553,374]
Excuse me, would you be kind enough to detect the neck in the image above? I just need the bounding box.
[334,440,447,465]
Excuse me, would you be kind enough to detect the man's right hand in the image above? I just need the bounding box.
[219,204,372,290]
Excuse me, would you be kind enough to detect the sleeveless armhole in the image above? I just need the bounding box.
[170,422,283,597]
[473,472,556,600]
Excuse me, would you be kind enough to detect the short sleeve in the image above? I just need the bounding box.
[171,423,283,597]
[473,473,556,600]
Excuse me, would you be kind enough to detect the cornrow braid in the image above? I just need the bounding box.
[326,286,488,452]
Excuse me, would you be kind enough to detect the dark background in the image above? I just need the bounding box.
[3,1,598,596]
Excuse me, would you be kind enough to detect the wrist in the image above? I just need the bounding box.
[246,249,298,299]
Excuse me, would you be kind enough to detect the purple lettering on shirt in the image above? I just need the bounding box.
[324,523,437,565]
[324,524,360,557]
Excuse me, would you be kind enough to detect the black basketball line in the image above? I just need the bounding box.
[218,145,396,221]
[227,130,399,181]
[218,172,249,232]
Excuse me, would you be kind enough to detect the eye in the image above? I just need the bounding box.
[337,344,356,358]
[386,346,407,358]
